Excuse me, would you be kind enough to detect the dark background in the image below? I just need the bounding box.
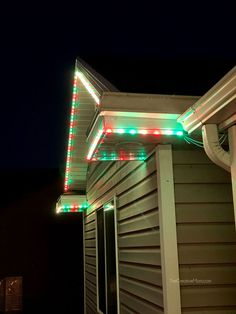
[0,2,235,313]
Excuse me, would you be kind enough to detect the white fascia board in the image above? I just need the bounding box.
[100,110,180,120]
[101,92,199,114]
[178,66,236,133]
[102,113,183,130]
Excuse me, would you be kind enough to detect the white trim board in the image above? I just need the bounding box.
[156,145,181,314]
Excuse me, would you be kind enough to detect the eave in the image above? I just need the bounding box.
[64,58,118,193]
[86,93,199,161]
[178,66,236,133]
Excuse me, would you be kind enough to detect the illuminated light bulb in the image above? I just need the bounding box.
[139,129,148,135]
[129,129,137,135]
[165,130,174,135]
[176,131,183,136]
[105,129,112,133]
[153,130,160,135]
[116,128,125,134]
[104,203,114,211]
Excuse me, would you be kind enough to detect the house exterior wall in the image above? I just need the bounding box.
[84,147,236,314]
[173,149,236,313]
[84,152,164,313]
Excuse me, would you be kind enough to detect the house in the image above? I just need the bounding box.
[56,58,236,314]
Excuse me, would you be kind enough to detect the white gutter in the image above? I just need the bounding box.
[229,126,236,224]
[178,66,236,133]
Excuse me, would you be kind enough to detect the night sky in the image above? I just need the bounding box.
[0,2,236,313]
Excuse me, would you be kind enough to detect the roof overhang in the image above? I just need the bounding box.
[64,58,118,193]
[56,194,88,214]
[86,93,199,161]
[57,60,236,214]
[178,66,236,133]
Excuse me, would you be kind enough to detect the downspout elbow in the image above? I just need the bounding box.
[202,124,230,172]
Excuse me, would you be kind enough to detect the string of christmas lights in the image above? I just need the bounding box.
[104,128,184,136]
[87,128,184,161]
[64,72,79,191]
[56,203,89,214]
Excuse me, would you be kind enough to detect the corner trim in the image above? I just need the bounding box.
[156,144,181,314]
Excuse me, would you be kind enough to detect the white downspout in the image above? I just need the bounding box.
[202,124,230,172]
[202,124,236,228]
[229,125,236,227]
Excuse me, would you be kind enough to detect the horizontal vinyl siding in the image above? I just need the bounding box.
[84,210,97,313]
[86,153,163,313]
[173,149,236,313]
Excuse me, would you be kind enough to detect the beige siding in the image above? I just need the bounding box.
[84,210,97,313]
[173,149,236,313]
[86,153,164,313]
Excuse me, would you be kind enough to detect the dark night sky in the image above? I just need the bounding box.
[0,2,236,313]
[0,1,235,169]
